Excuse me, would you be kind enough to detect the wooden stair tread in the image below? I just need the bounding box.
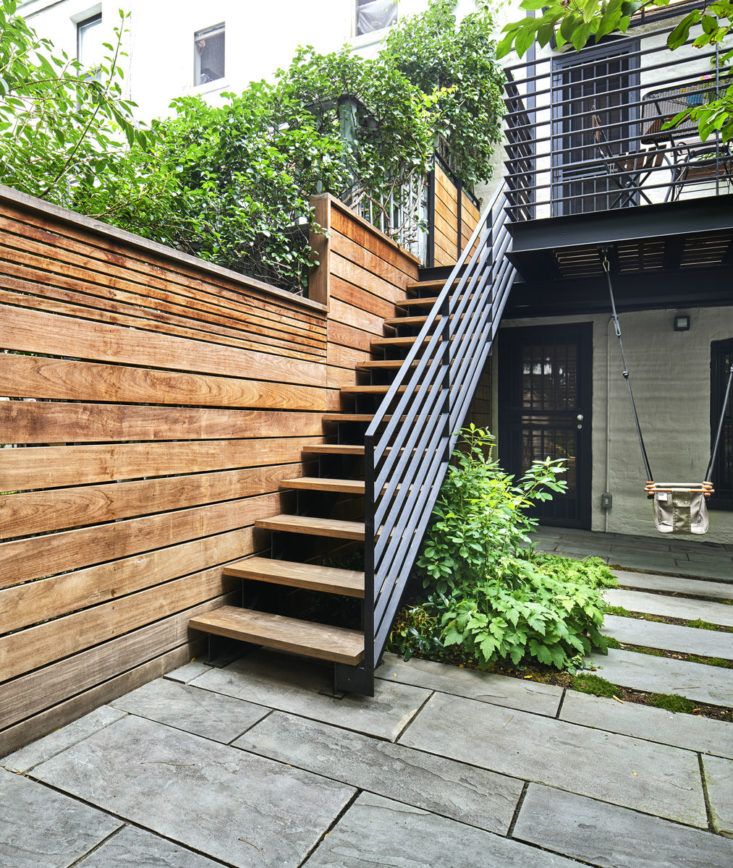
[398,296,440,308]
[357,359,416,370]
[302,444,365,455]
[407,278,459,292]
[255,513,365,540]
[341,385,406,395]
[323,413,403,423]
[189,606,364,664]
[384,314,440,327]
[224,556,364,597]
[281,476,364,494]
[370,335,418,347]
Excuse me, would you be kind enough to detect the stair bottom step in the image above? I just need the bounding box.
[190,606,364,665]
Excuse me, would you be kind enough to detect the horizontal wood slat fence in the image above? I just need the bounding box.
[431,157,481,267]
[0,187,419,754]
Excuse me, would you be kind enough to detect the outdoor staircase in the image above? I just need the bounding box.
[190,188,516,694]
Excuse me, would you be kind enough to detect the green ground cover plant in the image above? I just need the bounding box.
[388,425,617,671]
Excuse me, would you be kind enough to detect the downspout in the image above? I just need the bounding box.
[605,315,613,533]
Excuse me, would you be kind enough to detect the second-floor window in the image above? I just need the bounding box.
[194,23,225,86]
[77,13,103,72]
[356,0,397,36]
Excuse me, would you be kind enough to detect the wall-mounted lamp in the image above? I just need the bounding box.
[673,314,691,332]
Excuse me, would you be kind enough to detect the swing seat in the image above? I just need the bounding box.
[646,482,713,535]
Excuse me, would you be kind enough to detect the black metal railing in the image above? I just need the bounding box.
[361,187,516,672]
[505,19,732,221]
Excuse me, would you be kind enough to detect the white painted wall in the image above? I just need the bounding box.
[496,306,733,544]
[19,0,480,122]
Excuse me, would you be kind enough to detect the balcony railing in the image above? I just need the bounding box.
[504,18,732,222]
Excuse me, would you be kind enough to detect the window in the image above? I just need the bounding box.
[355,0,397,37]
[76,13,103,71]
[194,23,225,86]
[710,339,733,509]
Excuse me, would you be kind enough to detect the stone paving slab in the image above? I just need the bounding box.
[605,588,733,626]
[399,691,708,826]
[703,755,733,836]
[0,768,122,868]
[377,652,562,716]
[1,705,126,773]
[305,792,580,867]
[561,690,733,759]
[164,660,214,684]
[32,714,355,867]
[614,570,733,601]
[514,783,733,867]
[603,614,733,660]
[112,676,270,743]
[191,650,430,741]
[236,710,523,835]
[587,648,733,709]
[77,825,220,867]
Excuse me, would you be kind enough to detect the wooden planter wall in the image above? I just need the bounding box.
[431,159,481,267]
[0,188,418,754]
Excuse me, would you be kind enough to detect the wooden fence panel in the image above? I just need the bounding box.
[0,186,416,752]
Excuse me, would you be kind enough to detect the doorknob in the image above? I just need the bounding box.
[577,413,584,430]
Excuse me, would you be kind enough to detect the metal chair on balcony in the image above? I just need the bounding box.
[591,113,663,209]
[641,82,733,202]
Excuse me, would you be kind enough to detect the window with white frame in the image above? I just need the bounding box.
[76,13,103,71]
[194,23,225,86]
[355,0,397,36]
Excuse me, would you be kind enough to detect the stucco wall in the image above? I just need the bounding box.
[493,306,733,544]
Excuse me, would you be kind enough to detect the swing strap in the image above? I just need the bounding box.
[601,250,655,483]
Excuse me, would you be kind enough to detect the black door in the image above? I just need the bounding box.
[499,324,593,529]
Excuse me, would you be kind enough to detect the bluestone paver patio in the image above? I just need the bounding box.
[2,644,732,866]
[603,614,733,660]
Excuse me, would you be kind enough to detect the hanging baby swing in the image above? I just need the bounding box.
[601,249,733,535]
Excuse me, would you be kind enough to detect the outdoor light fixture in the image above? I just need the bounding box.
[674,314,691,332]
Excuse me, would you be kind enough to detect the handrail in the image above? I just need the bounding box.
[361,185,516,670]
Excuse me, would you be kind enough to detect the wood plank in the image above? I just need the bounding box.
[329,201,420,279]
[0,201,325,322]
[189,606,364,664]
[0,436,319,491]
[224,556,364,597]
[329,294,386,337]
[0,398,327,444]
[0,528,258,633]
[0,244,327,352]
[1,465,301,539]
[302,444,365,456]
[255,514,365,541]
[327,319,374,353]
[0,282,325,364]
[330,253,405,318]
[0,594,232,740]
[280,477,365,495]
[330,232,410,302]
[0,304,327,387]
[0,644,193,757]
[0,225,327,336]
[0,493,281,589]
[330,274,395,320]
[0,566,231,682]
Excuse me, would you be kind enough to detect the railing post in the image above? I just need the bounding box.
[443,269,452,462]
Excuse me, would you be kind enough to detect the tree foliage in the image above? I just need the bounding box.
[0,0,144,203]
[498,0,733,142]
[0,0,504,290]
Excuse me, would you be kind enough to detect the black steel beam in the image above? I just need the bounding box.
[507,266,733,318]
[507,195,733,257]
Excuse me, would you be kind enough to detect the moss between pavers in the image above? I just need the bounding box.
[568,673,721,718]
[605,605,733,634]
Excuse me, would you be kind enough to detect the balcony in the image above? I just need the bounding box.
[502,10,733,308]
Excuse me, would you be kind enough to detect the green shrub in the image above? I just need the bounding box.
[390,425,617,671]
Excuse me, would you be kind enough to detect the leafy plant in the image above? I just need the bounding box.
[390,425,617,672]
[497,0,733,142]
[382,0,505,185]
[0,0,145,205]
[417,424,567,593]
